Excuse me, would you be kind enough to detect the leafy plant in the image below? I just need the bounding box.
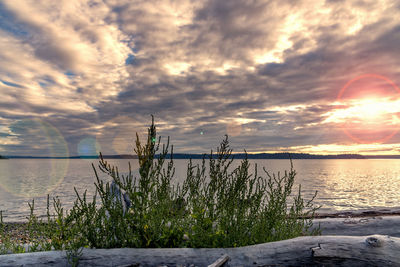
[70,115,320,248]
[0,116,320,256]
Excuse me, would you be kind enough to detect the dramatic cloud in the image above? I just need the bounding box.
[1,0,400,156]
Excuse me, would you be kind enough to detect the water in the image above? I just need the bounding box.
[1,158,400,222]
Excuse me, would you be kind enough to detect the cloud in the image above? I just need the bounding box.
[0,0,131,107]
[1,0,400,156]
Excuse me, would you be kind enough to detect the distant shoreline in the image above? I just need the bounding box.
[3,153,400,159]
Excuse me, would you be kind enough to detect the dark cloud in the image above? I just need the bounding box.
[1,0,400,156]
[191,0,278,63]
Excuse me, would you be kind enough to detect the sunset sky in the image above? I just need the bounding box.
[1,0,400,157]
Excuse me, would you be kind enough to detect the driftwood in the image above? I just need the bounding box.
[207,254,229,267]
[1,234,400,266]
[312,215,400,237]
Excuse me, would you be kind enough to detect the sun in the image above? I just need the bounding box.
[324,97,400,143]
[326,97,399,123]
[351,98,390,122]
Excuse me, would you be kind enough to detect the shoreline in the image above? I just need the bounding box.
[2,210,400,265]
[314,207,400,218]
[2,208,400,245]
[3,207,400,225]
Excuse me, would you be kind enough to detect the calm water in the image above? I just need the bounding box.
[1,158,400,222]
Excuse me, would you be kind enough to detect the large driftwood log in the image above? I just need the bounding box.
[1,235,400,266]
[312,215,400,237]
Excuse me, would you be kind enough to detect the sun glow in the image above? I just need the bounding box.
[323,97,400,143]
[357,99,383,120]
[325,98,400,124]
[281,143,400,155]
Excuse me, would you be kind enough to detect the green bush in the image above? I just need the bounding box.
[0,116,320,255]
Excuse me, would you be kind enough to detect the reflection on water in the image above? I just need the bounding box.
[1,158,400,222]
[0,159,69,197]
[0,119,69,198]
[304,160,400,212]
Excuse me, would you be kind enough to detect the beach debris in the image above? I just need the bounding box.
[207,254,229,267]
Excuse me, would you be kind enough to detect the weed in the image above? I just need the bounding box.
[0,116,319,257]
[70,116,320,248]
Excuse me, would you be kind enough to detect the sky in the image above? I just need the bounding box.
[1,0,400,157]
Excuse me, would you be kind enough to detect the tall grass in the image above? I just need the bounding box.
[0,116,320,256]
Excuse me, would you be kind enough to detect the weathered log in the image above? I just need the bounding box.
[311,235,400,266]
[312,215,400,237]
[1,235,400,266]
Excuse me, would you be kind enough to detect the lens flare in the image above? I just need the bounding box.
[77,137,101,156]
[0,119,69,197]
[101,116,145,155]
[226,122,242,137]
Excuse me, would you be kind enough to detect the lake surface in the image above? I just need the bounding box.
[1,158,400,222]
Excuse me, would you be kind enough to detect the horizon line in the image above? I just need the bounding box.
[2,152,400,159]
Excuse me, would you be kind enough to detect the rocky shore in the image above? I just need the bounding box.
[0,222,32,245]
